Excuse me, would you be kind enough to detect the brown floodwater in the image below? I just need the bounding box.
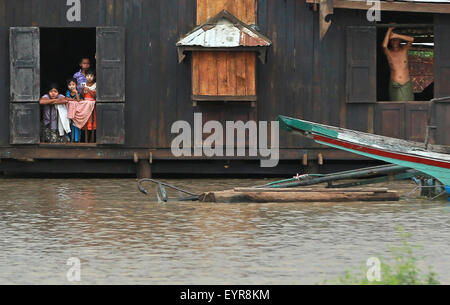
[0,177,449,284]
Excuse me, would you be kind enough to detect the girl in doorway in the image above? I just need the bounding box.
[66,78,81,142]
[82,69,97,143]
[39,84,68,143]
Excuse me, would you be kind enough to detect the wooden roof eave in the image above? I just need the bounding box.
[307,0,450,14]
[177,46,269,64]
[311,0,450,40]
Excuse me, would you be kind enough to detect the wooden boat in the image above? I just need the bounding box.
[277,115,450,199]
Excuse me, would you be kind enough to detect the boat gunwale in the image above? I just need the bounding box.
[277,115,450,162]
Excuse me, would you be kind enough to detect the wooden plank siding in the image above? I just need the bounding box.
[191,0,258,146]
[192,0,257,100]
[0,0,196,149]
[434,14,450,145]
[257,1,373,149]
[0,0,10,146]
[192,51,256,96]
[196,0,256,24]
[152,0,196,148]
[0,0,449,165]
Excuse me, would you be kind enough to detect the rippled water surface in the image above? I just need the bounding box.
[0,178,449,284]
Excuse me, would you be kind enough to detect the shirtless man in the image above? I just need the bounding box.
[383,27,415,101]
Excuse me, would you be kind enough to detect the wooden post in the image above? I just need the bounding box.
[306,163,320,174]
[318,153,324,166]
[302,153,308,166]
[137,159,152,179]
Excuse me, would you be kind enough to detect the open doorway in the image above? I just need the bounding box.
[40,27,96,144]
[377,12,434,102]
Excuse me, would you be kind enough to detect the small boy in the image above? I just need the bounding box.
[73,57,91,95]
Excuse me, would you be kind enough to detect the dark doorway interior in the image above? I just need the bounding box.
[40,28,96,96]
[376,12,434,102]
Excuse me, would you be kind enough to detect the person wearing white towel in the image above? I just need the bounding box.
[39,84,70,143]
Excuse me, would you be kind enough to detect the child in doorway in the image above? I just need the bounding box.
[66,78,81,142]
[39,84,68,143]
[82,69,97,142]
[74,57,91,96]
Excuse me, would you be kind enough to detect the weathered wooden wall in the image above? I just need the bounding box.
[0,0,196,149]
[148,0,196,148]
[192,51,256,96]
[197,0,256,24]
[257,1,376,149]
[0,0,449,158]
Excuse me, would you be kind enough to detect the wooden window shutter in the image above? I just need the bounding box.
[96,27,125,102]
[10,27,40,102]
[434,16,450,101]
[96,104,125,145]
[9,27,40,144]
[433,15,450,145]
[96,27,125,145]
[10,104,40,144]
[346,26,376,103]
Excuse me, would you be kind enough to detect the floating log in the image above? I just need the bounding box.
[199,189,399,203]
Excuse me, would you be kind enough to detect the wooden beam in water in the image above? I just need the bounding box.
[200,189,400,203]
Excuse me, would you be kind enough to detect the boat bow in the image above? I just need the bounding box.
[277,115,450,190]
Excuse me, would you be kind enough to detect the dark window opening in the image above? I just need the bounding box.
[40,27,97,144]
[376,13,434,102]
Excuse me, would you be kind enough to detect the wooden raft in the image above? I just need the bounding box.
[199,187,399,203]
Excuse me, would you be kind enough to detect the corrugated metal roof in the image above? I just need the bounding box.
[177,10,271,48]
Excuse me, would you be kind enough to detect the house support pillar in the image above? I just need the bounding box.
[137,160,152,179]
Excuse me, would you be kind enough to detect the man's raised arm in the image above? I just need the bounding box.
[391,32,415,49]
[383,27,394,52]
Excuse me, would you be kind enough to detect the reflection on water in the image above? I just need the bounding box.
[0,178,448,284]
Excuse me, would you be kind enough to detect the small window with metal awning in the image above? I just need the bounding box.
[176,10,272,106]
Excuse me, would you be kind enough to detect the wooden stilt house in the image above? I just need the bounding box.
[0,0,449,176]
